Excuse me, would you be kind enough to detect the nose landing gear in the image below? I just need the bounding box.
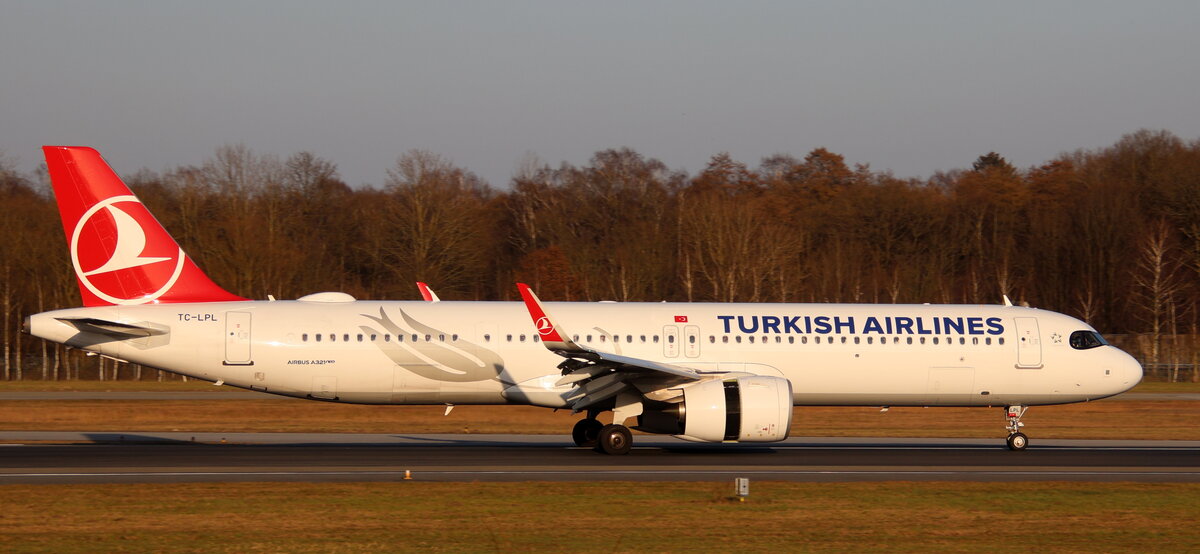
[1005,405,1028,451]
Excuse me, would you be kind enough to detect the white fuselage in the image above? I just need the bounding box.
[29,298,1143,408]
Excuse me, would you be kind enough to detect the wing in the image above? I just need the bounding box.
[516,283,703,411]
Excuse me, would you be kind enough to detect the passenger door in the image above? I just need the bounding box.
[1014,317,1042,368]
[223,311,253,365]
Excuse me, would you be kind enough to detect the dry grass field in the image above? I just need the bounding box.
[1,382,1196,552]
[0,396,1197,440]
[0,380,1196,439]
[0,481,1196,552]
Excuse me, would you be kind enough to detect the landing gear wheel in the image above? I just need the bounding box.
[595,424,633,455]
[1003,405,1029,451]
[572,418,603,447]
[1007,432,1029,451]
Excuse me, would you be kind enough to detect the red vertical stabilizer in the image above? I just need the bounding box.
[42,146,246,306]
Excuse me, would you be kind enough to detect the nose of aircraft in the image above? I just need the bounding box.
[1112,348,1144,393]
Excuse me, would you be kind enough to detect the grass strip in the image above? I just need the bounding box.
[1,399,1197,440]
[0,481,1196,552]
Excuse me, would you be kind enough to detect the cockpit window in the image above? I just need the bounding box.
[1069,330,1108,350]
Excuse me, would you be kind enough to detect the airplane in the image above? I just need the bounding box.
[23,146,1144,454]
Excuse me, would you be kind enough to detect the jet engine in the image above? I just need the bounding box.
[637,376,793,442]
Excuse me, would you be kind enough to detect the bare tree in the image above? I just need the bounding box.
[1132,219,1187,370]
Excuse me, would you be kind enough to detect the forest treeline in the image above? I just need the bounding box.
[1,129,1198,381]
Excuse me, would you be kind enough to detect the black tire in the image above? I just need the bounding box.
[596,424,633,455]
[1007,432,1029,451]
[572,418,603,447]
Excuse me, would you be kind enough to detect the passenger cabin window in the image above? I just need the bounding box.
[1070,330,1108,350]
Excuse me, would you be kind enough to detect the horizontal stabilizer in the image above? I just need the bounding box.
[56,317,168,338]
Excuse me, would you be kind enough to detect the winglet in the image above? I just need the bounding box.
[516,283,582,352]
[416,282,440,302]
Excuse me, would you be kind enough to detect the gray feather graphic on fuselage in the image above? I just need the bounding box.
[360,307,510,385]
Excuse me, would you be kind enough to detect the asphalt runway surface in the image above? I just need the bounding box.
[2,391,1196,401]
[2,432,1198,484]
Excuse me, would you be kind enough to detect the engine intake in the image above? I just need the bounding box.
[637,376,793,442]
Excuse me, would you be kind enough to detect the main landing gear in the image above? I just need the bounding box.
[572,415,632,455]
[572,418,603,448]
[1005,405,1029,451]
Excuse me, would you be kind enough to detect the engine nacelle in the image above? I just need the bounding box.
[637,376,793,442]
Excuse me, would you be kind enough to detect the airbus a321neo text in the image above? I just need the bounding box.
[24,146,1143,454]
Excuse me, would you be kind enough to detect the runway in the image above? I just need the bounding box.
[2,391,1195,400]
[2,432,1198,484]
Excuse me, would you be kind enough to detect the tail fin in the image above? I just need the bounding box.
[42,146,246,306]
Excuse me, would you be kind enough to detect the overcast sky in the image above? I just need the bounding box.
[4,1,1198,188]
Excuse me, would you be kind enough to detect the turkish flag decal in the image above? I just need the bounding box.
[674,315,688,323]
